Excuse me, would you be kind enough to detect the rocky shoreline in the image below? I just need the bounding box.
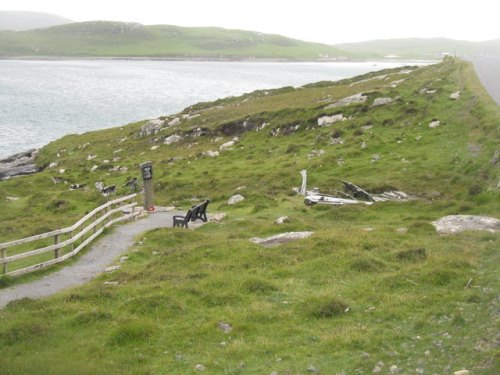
[0,148,39,180]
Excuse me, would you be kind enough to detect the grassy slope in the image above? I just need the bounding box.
[0,21,343,59]
[0,59,499,374]
[334,38,500,59]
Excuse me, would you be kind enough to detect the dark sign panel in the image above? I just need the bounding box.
[141,164,153,180]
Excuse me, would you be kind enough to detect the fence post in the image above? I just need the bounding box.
[1,248,6,274]
[54,234,60,259]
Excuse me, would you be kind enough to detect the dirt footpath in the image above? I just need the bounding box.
[0,210,202,308]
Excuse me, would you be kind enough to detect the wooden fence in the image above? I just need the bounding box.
[0,193,139,277]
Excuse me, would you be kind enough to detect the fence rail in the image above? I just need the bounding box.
[0,193,139,277]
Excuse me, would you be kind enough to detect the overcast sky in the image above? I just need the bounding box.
[2,0,499,44]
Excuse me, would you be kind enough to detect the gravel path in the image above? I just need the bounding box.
[0,210,202,308]
[468,56,500,105]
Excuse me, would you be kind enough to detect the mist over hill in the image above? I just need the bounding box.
[0,11,72,31]
[334,37,500,59]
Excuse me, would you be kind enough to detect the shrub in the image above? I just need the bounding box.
[73,310,113,325]
[241,278,278,294]
[349,257,385,272]
[396,248,427,262]
[468,183,483,196]
[302,296,349,318]
[107,320,155,346]
[0,322,48,345]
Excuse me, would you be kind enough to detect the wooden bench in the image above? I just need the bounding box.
[173,209,193,228]
[191,200,209,222]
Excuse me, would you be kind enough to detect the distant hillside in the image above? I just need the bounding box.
[334,38,500,59]
[0,21,344,59]
[0,11,72,31]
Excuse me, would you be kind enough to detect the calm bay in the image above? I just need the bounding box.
[0,59,426,158]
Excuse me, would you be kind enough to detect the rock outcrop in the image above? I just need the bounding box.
[0,149,39,180]
[372,97,393,106]
[250,231,314,246]
[324,93,367,109]
[227,194,245,205]
[432,215,500,234]
[138,119,164,137]
[317,114,344,126]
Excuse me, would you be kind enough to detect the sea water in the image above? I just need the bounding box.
[0,59,426,158]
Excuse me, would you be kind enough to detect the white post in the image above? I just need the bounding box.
[299,170,307,196]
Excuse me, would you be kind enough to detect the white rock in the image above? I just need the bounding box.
[87,154,97,160]
[220,141,235,151]
[250,231,314,246]
[307,365,320,373]
[307,149,325,159]
[429,120,440,128]
[6,196,19,201]
[210,213,226,222]
[103,159,110,164]
[168,117,180,126]
[105,265,120,272]
[361,141,368,149]
[150,145,160,151]
[389,365,401,374]
[217,321,232,333]
[49,162,58,168]
[90,165,98,172]
[453,370,470,375]
[389,78,405,87]
[324,93,367,109]
[450,91,461,100]
[372,361,384,373]
[139,119,164,137]
[432,215,500,234]
[195,364,206,372]
[59,169,65,174]
[164,134,182,145]
[330,137,344,145]
[373,97,393,106]
[317,114,344,126]
[204,150,219,157]
[228,194,245,205]
[275,216,289,224]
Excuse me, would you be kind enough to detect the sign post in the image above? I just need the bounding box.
[140,161,155,211]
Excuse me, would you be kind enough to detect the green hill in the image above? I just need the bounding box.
[334,37,500,59]
[0,59,499,374]
[0,20,344,59]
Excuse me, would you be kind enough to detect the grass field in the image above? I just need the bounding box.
[0,58,498,374]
